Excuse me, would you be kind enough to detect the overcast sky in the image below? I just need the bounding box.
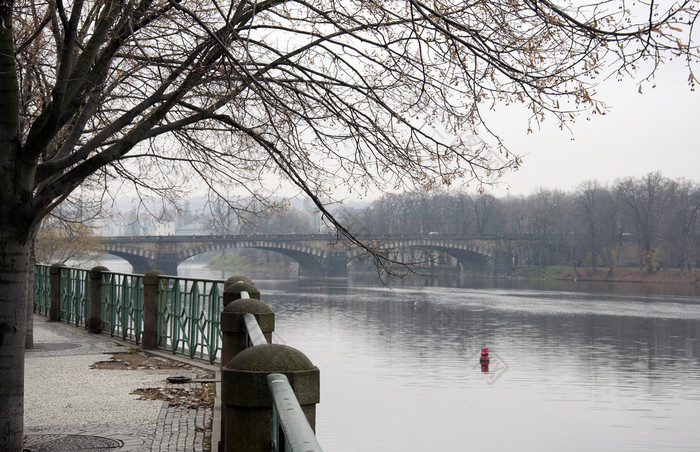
[170,58,699,206]
[485,60,698,197]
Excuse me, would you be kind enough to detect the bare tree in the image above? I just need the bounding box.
[524,188,573,264]
[616,172,672,272]
[34,218,102,265]
[660,179,700,271]
[573,180,612,271]
[1,0,698,447]
[206,197,241,234]
[473,193,498,234]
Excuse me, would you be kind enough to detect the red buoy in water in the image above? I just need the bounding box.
[479,347,490,363]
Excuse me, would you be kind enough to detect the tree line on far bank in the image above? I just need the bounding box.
[36,171,699,275]
[336,172,699,274]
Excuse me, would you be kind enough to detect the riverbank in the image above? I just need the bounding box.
[513,266,700,285]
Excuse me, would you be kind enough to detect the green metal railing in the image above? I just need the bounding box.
[32,265,222,364]
[102,272,144,343]
[157,276,222,363]
[33,265,51,316]
[60,267,90,327]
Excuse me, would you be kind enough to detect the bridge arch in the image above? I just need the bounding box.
[103,245,159,274]
[177,241,333,277]
[353,238,496,275]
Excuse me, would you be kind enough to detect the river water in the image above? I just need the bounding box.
[255,276,700,452]
[115,260,700,451]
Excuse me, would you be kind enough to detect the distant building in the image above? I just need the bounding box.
[175,221,210,236]
[94,210,178,236]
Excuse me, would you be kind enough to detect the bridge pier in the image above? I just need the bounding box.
[492,253,513,276]
[123,258,179,276]
[154,258,179,277]
[458,258,490,276]
[129,260,153,275]
[492,239,514,276]
[322,251,348,277]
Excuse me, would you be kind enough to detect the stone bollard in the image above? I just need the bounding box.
[49,263,65,322]
[223,277,260,307]
[218,279,271,452]
[224,275,253,289]
[221,344,320,452]
[220,297,274,368]
[142,270,164,349]
[87,266,109,333]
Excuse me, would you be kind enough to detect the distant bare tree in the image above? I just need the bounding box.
[616,173,672,272]
[573,180,613,271]
[661,179,700,271]
[473,194,498,234]
[34,218,102,266]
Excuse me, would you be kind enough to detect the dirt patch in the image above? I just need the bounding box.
[557,268,700,284]
[132,385,215,409]
[90,352,214,379]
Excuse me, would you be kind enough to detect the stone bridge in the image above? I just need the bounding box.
[101,233,541,277]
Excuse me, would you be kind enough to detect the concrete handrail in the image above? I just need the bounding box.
[243,313,268,347]
[267,373,323,452]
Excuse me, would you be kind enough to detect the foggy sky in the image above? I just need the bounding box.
[488,61,699,196]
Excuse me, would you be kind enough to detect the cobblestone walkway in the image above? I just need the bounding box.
[25,317,217,451]
[26,391,211,451]
[151,383,212,452]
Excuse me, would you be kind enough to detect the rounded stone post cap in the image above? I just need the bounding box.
[221,297,275,332]
[144,270,165,284]
[224,275,254,289]
[223,281,260,305]
[226,343,314,372]
[223,297,273,315]
[89,266,110,278]
[222,344,319,407]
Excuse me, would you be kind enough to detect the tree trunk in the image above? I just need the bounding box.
[0,225,33,451]
[25,264,34,348]
[26,232,37,349]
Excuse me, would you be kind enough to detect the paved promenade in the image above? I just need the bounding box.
[24,316,220,451]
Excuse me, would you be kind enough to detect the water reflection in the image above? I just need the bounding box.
[254,277,700,452]
[370,272,700,298]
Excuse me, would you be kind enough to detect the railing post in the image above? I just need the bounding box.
[142,270,164,350]
[219,277,273,452]
[87,266,109,333]
[220,281,271,367]
[221,344,320,452]
[49,263,65,322]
